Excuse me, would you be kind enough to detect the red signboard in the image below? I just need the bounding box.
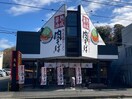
[11,51,22,81]
[82,15,89,30]
[54,14,65,29]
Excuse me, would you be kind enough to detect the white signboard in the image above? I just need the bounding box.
[80,5,105,58]
[75,66,82,84]
[81,63,93,68]
[40,5,66,58]
[18,65,25,84]
[44,63,56,68]
[57,66,64,85]
[41,67,47,85]
[56,62,68,67]
[69,63,80,68]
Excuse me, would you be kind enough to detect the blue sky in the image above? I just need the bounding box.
[0,0,132,51]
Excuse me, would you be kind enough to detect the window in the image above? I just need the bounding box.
[67,12,77,26]
[67,27,77,36]
[67,42,78,47]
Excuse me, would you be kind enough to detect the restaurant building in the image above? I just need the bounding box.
[16,5,118,88]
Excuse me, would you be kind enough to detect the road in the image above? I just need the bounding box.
[0,76,10,91]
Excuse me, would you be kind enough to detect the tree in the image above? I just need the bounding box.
[96,25,112,44]
[3,47,16,68]
[113,24,124,46]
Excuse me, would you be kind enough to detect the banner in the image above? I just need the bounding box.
[56,62,68,67]
[69,63,80,68]
[57,66,64,85]
[81,63,93,68]
[75,66,82,84]
[18,65,24,84]
[44,63,56,68]
[41,67,47,85]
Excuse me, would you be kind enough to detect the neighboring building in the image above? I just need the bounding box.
[114,23,132,86]
[0,52,3,69]
[16,5,118,88]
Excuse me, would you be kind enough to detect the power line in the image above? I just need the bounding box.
[0,32,16,35]
[0,1,131,22]
[108,0,132,5]
[90,13,132,21]
[82,0,132,9]
[0,26,18,31]
[0,1,63,12]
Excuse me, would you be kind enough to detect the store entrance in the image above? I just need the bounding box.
[82,67,97,85]
[63,68,76,86]
[47,68,57,86]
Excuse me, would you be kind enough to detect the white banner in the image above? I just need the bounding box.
[18,65,25,84]
[75,66,82,84]
[56,62,68,67]
[41,67,47,85]
[44,63,56,68]
[57,66,64,85]
[69,63,80,68]
[81,63,93,68]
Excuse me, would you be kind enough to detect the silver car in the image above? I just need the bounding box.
[0,69,7,77]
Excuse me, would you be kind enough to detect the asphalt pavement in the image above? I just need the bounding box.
[0,87,132,99]
[1,77,132,99]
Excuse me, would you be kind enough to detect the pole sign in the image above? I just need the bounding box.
[11,51,22,91]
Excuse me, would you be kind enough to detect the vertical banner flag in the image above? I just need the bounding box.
[57,65,64,85]
[18,65,25,84]
[76,66,82,84]
[41,67,47,85]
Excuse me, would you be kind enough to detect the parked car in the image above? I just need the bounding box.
[3,68,11,76]
[0,69,7,77]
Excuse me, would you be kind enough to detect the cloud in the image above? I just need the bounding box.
[8,0,65,16]
[83,0,106,13]
[45,12,55,21]
[92,4,132,27]
[110,5,132,26]
[94,22,110,27]
[0,38,15,49]
[67,6,77,10]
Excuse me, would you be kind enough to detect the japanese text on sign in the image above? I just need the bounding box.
[54,14,65,29]
[82,16,89,30]
[54,29,64,53]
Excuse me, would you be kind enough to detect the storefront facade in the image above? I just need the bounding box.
[16,5,118,88]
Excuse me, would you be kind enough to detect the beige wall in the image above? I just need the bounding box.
[0,52,3,69]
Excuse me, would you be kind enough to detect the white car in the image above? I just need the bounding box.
[0,69,7,77]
